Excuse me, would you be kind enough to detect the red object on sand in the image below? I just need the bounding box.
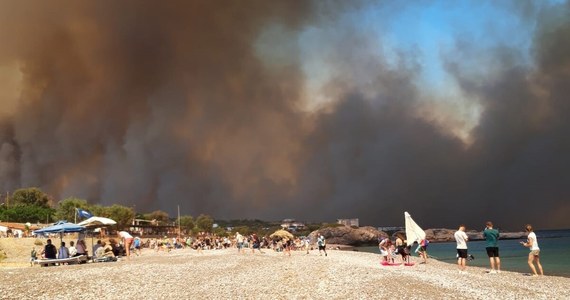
[380,261,402,266]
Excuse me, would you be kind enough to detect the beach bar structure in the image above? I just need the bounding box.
[129,219,177,237]
[337,218,359,227]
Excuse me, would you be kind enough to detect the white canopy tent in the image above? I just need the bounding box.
[77,216,117,227]
[76,216,117,260]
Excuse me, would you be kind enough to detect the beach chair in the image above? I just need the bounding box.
[34,255,87,267]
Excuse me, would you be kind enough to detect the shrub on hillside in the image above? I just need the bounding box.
[34,239,44,246]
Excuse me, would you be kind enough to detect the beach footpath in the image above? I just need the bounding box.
[1,247,570,300]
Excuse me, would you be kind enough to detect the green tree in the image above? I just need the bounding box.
[0,205,55,223]
[54,197,90,222]
[231,225,252,235]
[213,226,228,237]
[106,204,135,229]
[90,205,107,217]
[196,214,213,232]
[144,210,170,225]
[11,187,52,208]
[180,215,195,232]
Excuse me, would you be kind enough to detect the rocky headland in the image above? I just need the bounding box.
[310,226,527,245]
[309,226,387,246]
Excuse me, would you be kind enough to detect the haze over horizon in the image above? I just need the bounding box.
[0,0,569,230]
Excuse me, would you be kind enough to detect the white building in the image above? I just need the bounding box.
[337,218,359,227]
[280,219,306,232]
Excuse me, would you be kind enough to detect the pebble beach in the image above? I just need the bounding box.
[2,247,570,300]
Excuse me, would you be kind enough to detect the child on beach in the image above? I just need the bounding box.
[379,237,390,262]
[30,247,37,266]
[388,244,396,263]
[133,237,141,256]
[416,239,429,264]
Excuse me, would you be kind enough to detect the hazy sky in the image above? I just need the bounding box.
[0,0,569,230]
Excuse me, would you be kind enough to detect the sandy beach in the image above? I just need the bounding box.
[1,245,570,300]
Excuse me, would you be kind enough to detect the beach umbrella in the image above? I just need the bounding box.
[77,216,117,228]
[33,220,86,243]
[270,229,294,240]
[404,211,426,245]
[34,220,85,234]
[77,216,117,259]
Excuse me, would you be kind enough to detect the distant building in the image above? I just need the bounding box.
[280,219,306,232]
[337,218,359,227]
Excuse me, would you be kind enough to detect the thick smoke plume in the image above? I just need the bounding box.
[0,1,569,229]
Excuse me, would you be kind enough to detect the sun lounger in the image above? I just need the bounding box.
[93,256,117,263]
[34,255,87,266]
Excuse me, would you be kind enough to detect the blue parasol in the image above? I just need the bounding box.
[33,221,86,243]
[34,220,85,234]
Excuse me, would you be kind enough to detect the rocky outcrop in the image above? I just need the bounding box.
[309,226,387,246]
[311,226,527,245]
[424,228,457,242]
[424,228,527,242]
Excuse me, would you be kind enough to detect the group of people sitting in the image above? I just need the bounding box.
[33,238,89,266]
[34,231,140,265]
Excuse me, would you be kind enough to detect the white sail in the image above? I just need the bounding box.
[404,211,426,245]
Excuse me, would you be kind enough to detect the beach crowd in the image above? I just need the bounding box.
[27,222,545,277]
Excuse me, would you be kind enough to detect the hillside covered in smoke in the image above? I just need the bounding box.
[0,1,569,229]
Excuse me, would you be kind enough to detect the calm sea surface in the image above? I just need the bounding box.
[357,229,570,277]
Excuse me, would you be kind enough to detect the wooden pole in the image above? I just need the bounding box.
[177,205,181,238]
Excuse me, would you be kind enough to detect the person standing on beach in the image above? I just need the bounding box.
[483,221,501,274]
[417,238,429,264]
[133,236,142,256]
[317,233,327,256]
[236,232,244,253]
[251,234,263,254]
[454,225,469,273]
[379,237,390,262]
[521,224,544,276]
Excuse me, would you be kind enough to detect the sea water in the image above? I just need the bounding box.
[358,229,570,277]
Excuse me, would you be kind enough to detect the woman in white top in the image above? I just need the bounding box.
[118,231,134,258]
[521,224,544,276]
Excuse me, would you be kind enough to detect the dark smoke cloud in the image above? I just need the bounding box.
[0,1,569,229]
